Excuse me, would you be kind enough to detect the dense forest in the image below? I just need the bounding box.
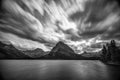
[101,40,120,63]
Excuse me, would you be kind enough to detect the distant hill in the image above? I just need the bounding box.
[23,48,49,58]
[81,51,101,60]
[0,41,30,59]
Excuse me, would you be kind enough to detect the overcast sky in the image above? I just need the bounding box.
[0,0,120,53]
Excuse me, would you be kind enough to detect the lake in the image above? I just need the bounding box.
[0,60,120,80]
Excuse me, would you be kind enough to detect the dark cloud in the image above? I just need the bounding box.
[69,11,85,21]
[75,0,120,41]
[69,0,116,22]
[101,24,120,40]
[90,43,103,48]
[78,30,105,39]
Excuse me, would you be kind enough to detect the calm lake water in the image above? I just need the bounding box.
[0,60,120,80]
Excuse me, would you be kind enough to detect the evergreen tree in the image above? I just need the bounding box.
[110,40,117,62]
[110,40,116,47]
[106,43,111,61]
[101,40,120,63]
[101,45,107,61]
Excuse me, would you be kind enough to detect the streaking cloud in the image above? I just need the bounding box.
[0,0,120,53]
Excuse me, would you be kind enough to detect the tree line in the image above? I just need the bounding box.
[101,40,120,62]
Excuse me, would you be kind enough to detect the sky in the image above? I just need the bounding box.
[0,0,120,54]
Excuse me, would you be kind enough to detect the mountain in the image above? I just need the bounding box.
[23,48,49,58]
[40,41,92,59]
[47,41,78,59]
[0,41,100,60]
[81,51,101,60]
[0,41,30,59]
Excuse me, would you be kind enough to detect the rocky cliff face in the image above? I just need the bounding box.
[0,41,30,59]
[49,41,77,59]
[23,48,49,58]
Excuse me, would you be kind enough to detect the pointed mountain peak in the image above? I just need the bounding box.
[57,41,64,44]
[53,41,71,51]
[34,48,43,51]
[49,41,76,57]
[55,41,65,47]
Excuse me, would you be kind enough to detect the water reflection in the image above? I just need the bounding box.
[0,60,120,80]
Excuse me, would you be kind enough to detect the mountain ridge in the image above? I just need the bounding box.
[0,41,30,59]
[0,41,100,59]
